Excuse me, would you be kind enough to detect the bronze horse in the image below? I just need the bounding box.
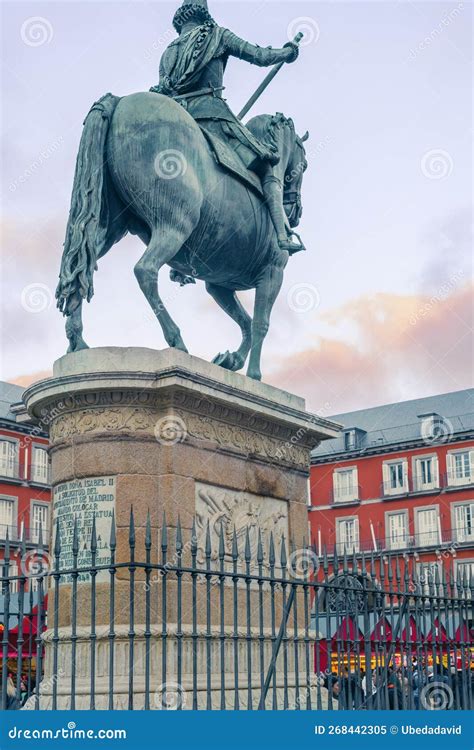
[56,92,308,380]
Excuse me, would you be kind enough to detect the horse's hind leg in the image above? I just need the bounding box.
[206,284,252,372]
[134,229,190,351]
[247,251,288,381]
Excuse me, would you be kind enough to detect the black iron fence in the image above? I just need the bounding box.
[0,511,473,711]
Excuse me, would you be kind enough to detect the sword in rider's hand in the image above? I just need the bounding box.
[238,32,304,120]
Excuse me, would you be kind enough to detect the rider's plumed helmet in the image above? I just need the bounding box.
[173,0,215,32]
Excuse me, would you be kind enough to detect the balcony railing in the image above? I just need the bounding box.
[0,460,51,485]
[0,524,50,545]
[330,484,361,504]
[29,462,51,485]
[381,471,474,498]
[323,525,474,556]
[0,459,21,481]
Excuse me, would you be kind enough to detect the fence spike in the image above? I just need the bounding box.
[342,546,348,573]
[268,531,275,567]
[4,528,10,560]
[161,513,168,552]
[205,520,212,559]
[109,510,116,551]
[387,553,393,581]
[244,526,251,563]
[322,545,328,573]
[72,516,79,556]
[145,510,152,550]
[129,506,135,548]
[176,516,183,553]
[280,534,287,568]
[257,528,264,565]
[21,525,27,559]
[218,522,225,561]
[91,514,97,554]
[231,526,239,563]
[54,517,61,557]
[191,518,197,554]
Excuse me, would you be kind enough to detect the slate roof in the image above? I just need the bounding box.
[0,381,25,424]
[312,389,474,460]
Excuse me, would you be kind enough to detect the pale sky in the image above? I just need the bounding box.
[1,0,472,413]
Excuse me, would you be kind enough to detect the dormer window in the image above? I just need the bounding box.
[418,412,450,443]
[344,430,356,451]
[343,428,365,452]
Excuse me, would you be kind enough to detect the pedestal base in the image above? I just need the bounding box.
[23,348,340,710]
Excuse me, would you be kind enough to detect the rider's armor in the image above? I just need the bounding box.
[152,0,303,254]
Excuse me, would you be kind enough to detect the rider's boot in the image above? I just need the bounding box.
[262,174,305,254]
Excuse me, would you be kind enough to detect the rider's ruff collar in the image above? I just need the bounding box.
[173,3,215,32]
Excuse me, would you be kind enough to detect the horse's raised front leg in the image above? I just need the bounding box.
[65,292,89,353]
[247,250,288,381]
[206,283,252,372]
[134,228,191,351]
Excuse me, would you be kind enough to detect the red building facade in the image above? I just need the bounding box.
[309,390,474,585]
[0,382,51,572]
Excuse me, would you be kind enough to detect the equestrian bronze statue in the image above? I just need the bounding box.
[56,0,309,380]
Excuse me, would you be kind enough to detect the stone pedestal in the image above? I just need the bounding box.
[23,347,340,709]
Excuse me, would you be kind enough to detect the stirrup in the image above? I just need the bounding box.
[278,230,306,255]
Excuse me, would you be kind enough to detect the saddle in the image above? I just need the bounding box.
[199,126,264,199]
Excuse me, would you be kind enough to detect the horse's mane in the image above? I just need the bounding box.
[246,112,295,154]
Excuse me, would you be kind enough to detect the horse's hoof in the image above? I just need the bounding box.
[67,338,90,354]
[212,351,243,371]
[246,369,262,381]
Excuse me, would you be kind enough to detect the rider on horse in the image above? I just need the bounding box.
[151,0,304,254]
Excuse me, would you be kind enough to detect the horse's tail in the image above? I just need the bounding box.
[56,93,121,314]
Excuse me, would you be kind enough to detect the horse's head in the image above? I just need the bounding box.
[246,113,309,229]
[284,128,309,228]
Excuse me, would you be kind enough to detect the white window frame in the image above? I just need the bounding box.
[0,495,18,540]
[414,504,440,547]
[454,559,474,596]
[385,509,409,550]
[451,501,474,544]
[412,453,439,492]
[30,500,50,544]
[382,458,408,496]
[335,515,360,553]
[31,445,49,484]
[0,438,19,478]
[333,466,359,503]
[447,449,474,487]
